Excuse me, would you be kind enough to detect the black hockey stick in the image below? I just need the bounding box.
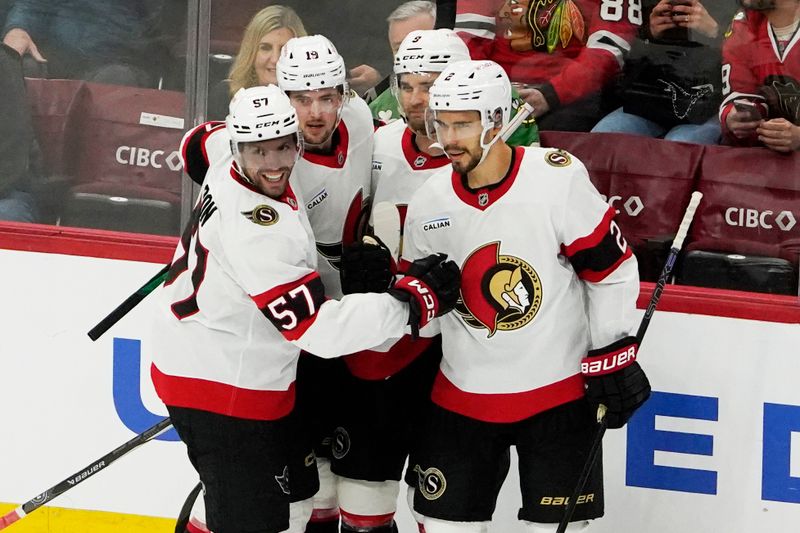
[0,418,173,530]
[87,263,170,341]
[555,191,703,533]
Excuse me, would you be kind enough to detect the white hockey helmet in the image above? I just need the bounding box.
[225,85,301,164]
[393,29,471,75]
[426,60,512,162]
[276,35,348,93]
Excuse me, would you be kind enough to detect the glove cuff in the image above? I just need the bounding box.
[393,275,439,329]
[581,336,639,377]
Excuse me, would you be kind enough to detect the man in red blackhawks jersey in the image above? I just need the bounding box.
[330,29,471,533]
[149,84,460,533]
[719,0,800,151]
[398,59,650,532]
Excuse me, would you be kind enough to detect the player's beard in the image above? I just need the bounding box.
[404,104,428,136]
[445,143,482,175]
[302,120,336,149]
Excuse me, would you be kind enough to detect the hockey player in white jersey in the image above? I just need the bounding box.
[150,85,461,533]
[275,35,377,533]
[398,60,651,532]
[331,29,470,533]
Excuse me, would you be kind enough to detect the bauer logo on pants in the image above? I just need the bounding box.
[331,427,351,460]
[413,465,447,500]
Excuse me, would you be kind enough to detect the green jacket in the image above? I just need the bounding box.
[368,86,539,147]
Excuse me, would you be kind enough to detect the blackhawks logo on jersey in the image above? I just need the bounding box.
[455,242,543,337]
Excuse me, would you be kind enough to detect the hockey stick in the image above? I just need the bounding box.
[0,418,173,530]
[87,263,170,341]
[555,191,703,533]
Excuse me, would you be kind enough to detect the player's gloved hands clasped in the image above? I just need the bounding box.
[581,336,651,429]
[340,236,394,294]
[388,253,461,338]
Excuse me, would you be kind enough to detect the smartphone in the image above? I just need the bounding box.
[733,100,762,121]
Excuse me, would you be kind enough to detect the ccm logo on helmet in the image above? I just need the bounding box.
[255,120,281,128]
[407,279,436,322]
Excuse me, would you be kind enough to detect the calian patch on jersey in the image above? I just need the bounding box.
[306,188,329,210]
[456,241,543,337]
[422,216,452,231]
[242,205,279,226]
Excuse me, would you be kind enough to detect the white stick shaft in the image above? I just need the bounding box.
[672,191,703,251]
[500,102,534,142]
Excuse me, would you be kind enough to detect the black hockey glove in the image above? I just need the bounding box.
[388,253,461,338]
[340,237,394,294]
[581,336,651,429]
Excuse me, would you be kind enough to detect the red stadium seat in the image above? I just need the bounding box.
[60,82,186,235]
[678,145,800,294]
[540,132,703,280]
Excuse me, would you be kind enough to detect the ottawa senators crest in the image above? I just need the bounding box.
[455,242,542,337]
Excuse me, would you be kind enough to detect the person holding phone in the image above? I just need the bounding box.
[592,0,737,143]
[720,0,800,152]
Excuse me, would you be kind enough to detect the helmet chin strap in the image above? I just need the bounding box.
[477,126,501,167]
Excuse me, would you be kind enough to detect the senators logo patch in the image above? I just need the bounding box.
[413,465,447,501]
[331,427,351,460]
[242,205,279,226]
[456,242,542,337]
[545,149,571,167]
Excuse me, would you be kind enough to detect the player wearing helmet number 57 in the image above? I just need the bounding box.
[150,85,460,533]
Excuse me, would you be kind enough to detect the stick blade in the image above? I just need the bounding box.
[371,201,402,261]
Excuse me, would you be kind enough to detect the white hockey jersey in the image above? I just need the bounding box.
[343,119,451,380]
[291,95,374,299]
[149,122,409,421]
[403,146,640,423]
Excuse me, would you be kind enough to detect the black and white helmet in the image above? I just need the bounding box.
[277,35,348,92]
[393,29,471,75]
[226,85,300,163]
[428,59,512,132]
[427,60,512,163]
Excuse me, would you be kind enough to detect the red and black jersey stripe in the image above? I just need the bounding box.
[561,207,633,282]
[251,273,328,341]
[180,121,226,185]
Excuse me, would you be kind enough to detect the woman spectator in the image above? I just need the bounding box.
[208,5,306,119]
[592,0,738,144]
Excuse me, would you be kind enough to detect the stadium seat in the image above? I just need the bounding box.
[677,145,800,295]
[540,132,703,281]
[59,82,186,235]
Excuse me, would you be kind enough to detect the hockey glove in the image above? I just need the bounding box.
[581,336,651,429]
[388,253,461,338]
[340,237,394,294]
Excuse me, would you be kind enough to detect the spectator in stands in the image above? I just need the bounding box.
[0,43,38,223]
[207,5,306,121]
[2,0,171,87]
[720,0,800,152]
[592,0,737,144]
[457,0,637,132]
[369,0,437,123]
